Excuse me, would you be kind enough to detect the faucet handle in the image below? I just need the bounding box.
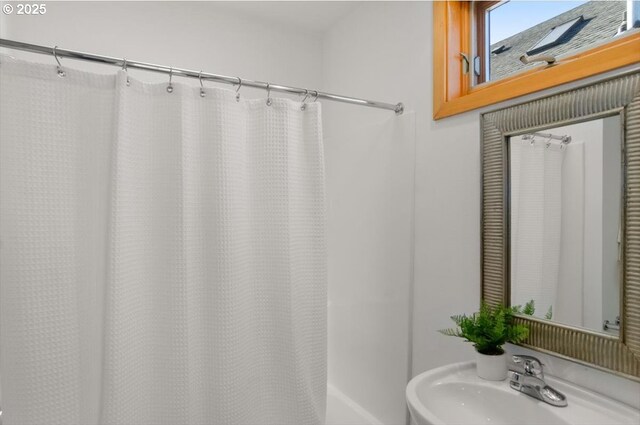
[511,355,544,379]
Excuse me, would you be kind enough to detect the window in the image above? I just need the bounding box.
[434,1,640,119]
[527,16,584,55]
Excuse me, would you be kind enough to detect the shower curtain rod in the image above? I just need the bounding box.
[522,132,571,144]
[0,38,404,115]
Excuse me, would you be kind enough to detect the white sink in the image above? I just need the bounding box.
[406,362,640,425]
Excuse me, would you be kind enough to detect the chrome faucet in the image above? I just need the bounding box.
[508,355,568,407]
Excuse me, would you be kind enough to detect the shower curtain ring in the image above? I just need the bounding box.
[167,67,174,93]
[122,59,130,86]
[235,77,242,102]
[53,46,65,77]
[312,90,319,102]
[199,71,206,98]
[300,89,310,111]
[266,83,272,106]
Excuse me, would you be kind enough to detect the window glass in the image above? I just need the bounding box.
[485,1,628,82]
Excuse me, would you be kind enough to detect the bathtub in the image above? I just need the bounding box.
[325,384,382,425]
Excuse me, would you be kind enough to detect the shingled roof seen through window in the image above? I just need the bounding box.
[489,1,626,81]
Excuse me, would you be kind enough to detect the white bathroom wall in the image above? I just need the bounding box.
[325,113,415,425]
[321,0,640,411]
[322,0,479,385]
[0,1,324,97]
[322,4,476,424]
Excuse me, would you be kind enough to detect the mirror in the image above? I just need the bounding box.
[480,71,640,380]
[508,116,622,336]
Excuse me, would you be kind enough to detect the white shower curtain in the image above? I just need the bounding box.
[510,137,565,318]
[0,56,327,425]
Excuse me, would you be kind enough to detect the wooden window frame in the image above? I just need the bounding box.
[433,0,640,120]
[474,1,501,85]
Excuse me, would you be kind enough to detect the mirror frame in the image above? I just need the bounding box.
[480,71,640,380]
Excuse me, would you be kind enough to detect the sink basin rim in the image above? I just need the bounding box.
[406,361,640,425]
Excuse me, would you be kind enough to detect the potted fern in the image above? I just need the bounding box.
[439,302,530,380]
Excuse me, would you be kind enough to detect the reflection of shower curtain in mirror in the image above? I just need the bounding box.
[511,139,565,317]
[555,142,585,326]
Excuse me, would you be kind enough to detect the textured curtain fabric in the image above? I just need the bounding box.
[510,137,564,318]
[0,56,327,425]
[556,142,585,327]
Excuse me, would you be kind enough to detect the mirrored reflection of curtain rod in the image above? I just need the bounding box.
[0,38,404,115]
[522,132,572,144]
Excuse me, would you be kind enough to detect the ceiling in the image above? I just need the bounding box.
[213,1,361,33]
